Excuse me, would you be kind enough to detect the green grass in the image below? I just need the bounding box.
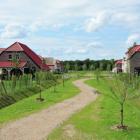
[48,78,140,140]
[0,79,80,126]
[0,75,55,109]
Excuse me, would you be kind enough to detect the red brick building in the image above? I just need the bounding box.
[0,42,50,77]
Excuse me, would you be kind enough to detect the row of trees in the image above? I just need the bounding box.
[0,71,61,108]
[63,59,115,71]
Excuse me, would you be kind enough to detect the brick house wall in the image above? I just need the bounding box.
[0,51,40,72]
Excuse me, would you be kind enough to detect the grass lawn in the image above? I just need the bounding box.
[0,79,80,126]
[48,78,140,140]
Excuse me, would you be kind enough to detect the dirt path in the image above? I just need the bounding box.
[0,78,98,140]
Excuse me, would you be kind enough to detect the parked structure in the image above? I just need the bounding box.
[0,42,50,77]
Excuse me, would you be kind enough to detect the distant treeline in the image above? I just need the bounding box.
[62,59,115,71]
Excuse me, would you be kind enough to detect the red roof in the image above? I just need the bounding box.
[126,45,140,58]
[0,61,27,68]
[115,59,122,65]
[3,42,50,70]
[0,48,5,54]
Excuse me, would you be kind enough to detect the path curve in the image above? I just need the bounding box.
[0,78,98,140]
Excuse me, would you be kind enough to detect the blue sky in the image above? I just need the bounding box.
[0,0,140,60]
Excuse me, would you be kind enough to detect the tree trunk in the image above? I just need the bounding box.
[120,103,124,127]
[62,75,64,87]
[40,86,42,99]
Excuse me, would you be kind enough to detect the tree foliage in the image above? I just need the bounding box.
[63,59,115,71]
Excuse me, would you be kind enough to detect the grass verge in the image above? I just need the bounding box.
[48,78,140,140]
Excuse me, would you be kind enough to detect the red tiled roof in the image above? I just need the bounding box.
[0,48,5,54]
[126,45,140,58]
[0,61,27,68]
[115,59,122,65]
[56,60,61,64]
[3,42,50,70]
[38,55,43,60]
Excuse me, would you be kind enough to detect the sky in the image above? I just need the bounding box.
[0,0,140,60]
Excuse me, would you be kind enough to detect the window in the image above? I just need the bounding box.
[16,54,20,60]
[32,67,36,73]
[8,54,12,60]
[24,67,30,74]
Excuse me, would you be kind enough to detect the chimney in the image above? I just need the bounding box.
[133,42,137,47]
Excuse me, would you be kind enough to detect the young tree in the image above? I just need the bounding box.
[107,64,111,72]
[94,68,101,81]
[74,63,79,71]
[99,62,104,71]
[11,53,21,90]
[65,63,70,72]
[53,79,58,92]
[90,64,95,71]
[0,69,7,96]
[105,74,140,129]
[82,64,87,71]
[36,72,44,101]
[62,73,65,87]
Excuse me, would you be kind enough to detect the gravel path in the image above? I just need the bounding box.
[0,78,98,140]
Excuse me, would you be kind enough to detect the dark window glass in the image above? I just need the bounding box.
[8,54,12,60]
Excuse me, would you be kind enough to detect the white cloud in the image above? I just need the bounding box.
[0,0,139,32]
[0,0,140,60]
[126,34,140,46]
[84,12,109,32]
[112,12,140,28]
[87,42,103,48]
[1,23,29,39]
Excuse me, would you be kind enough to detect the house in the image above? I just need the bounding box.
[122,43,140,74]
[0,42,50,77]
[112,59,123,73]
[44,57,63,73]
[113,42,140,75]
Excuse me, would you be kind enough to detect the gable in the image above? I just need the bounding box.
[0,48,5,54]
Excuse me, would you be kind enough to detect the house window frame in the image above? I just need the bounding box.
[8,54,12,61]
